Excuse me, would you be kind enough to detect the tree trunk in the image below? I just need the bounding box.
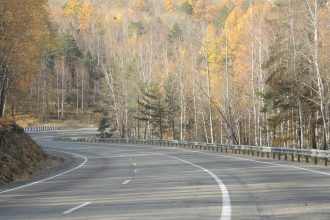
[201,109,208,143]
[206,57,214,143]
[137,118,140,139]
[298,99,304,148]
[56,70,60,120]
[76,68,79,115]
[305,0,328,149]
[311,111,317,149]
[61,68,65,119]
[193,78,198,141]
[159,99,163,140]
[103,62,120,134]
[81,70,84,111]
[0,75,9,117]
[180,67,184,141]
[144,121,147,139]
[171,93,175,140]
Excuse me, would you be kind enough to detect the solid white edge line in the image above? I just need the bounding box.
[62,202,92,215]
[0,150,88,194]
[178,148,330,176]
[159,153,231,220]
[122,179,131,185]
[116,142,330,176]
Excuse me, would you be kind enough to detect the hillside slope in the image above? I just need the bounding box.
[0,119,58,185]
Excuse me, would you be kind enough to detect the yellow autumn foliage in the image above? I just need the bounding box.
[165,0,176,12]
[64,0,94,33]
[64,0,83,17]
[0,0,49,87]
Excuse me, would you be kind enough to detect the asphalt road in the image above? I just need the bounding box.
[1,129,330,220]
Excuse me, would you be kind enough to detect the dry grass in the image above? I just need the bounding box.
[0,120,61,185]
[15,114,99,128]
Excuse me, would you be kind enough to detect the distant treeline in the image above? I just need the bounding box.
[1,0,329,150]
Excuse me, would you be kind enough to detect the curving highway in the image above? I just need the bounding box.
[1,129,330,219]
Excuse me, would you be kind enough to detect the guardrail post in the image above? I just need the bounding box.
[284,153,287,161]
[325,158,328,166]
[298,155,301,162]
[278,152,281,160]
[314,157,317,165]
[305,155,309,163]
[291,154,294,162]
[267,152,269,158]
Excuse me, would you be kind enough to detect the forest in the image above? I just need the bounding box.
[0,0,329,149]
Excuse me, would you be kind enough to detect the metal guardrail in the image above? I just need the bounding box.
[24,126,60,132]
[54,137,330,166]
